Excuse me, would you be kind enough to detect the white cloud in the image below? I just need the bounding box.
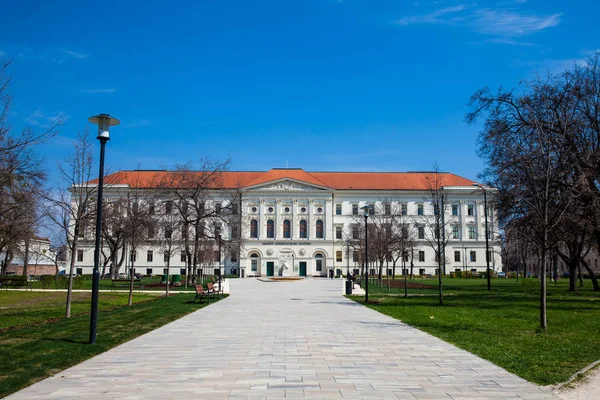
[82,88,116,93]
[472,8,561,37]
[394,5,466,26]
[393,4,561,37]
[62,50,89,59]
[25,109,69,128]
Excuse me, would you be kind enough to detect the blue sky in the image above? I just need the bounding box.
[0,0,597,185]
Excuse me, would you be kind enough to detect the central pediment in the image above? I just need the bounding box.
[245,179,330,192]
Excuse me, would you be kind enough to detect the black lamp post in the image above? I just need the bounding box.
[474,184,491,290]
[217,233,222,298]
[88,113,120,345]
[361,205,369,303]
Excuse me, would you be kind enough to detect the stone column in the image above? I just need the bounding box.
[308,199,314,239]
[259,199,265,239]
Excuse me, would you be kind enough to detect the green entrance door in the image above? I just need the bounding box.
[299,262,307,277]
[266,262,275,277]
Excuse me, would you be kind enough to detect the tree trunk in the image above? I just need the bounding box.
[65,246,77,318]
[23,237,30,278]
[568,260,578,292]
[128,248,135,306]
[580,259,600,291]
[578,263,584,287]
[165,258,171,298]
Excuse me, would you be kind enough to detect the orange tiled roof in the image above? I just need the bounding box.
[93,169,476,190]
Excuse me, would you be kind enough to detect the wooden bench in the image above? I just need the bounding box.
[111,279,144,291]
[0,276,33,290]
[193,284,211,303]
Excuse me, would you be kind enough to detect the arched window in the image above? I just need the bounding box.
[250,253,259,272]
[267,219,275,238]
[316,220,324,239]
[315,253,323,272]
[283,220,291,239]
[250,219,258,238]
[299,219,307,239]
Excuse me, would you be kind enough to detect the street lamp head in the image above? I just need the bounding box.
[88,114,120,140]
[361,205,369,218]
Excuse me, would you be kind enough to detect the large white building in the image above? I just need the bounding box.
[72,168,501,278]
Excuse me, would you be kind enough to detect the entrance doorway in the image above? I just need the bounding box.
[299,262,307,277]
[266,262,275,277]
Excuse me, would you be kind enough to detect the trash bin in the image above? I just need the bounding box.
[329,269,334,279]
[160,274,168,284]
[171,274,181,284]
[345,280,353,295]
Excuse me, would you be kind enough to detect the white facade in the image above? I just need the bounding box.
[72,170,501,278]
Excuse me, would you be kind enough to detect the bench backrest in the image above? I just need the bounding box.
[195,284,205,294]
[207,282,215,291]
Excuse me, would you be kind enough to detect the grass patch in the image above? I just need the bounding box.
[350,278,600,385]
[0,291,225,398]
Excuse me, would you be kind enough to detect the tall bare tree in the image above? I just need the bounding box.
[45,130,96,318]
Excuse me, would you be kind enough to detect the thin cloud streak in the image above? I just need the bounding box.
[82,88,116,93]
[62,50,89,59]
[393,4,561,37]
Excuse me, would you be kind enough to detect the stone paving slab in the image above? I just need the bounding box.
[7,278,557,399]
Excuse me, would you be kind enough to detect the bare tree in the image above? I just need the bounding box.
[45,130,96,318]
[468,74,575,330]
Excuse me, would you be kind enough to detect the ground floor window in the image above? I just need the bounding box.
[419,268,425,275]
[76,268,82,275]
[315,254,323,272]
[146,268,153,275]
[180,268,186,275]
[250,253,259,272]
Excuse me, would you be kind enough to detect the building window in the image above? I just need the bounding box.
[315,254,323,272]
[129,251,136,263]
[214,223,222,238]
[231,226,239,239]
[283,220,291,239]
[147,250,153,262]
[467,204,474,216]
[299,220,307,239]
[452,226,460,239]
[231,203,238,215]
[486,250,493,263]
[368,204,375,216]
[215,203,222,215]
[165,201,173,215]
[384,203,391,215]
[78,227,85,239]
[470,251,477,262]
[469,226,476,239]
[401,203,407,216]
[165,229,172,239]
[214,250,220,263]
[316,220,324,239]
[352,225,359,239]
[452,204,459,216]
[417,204,424,216]
[148,226,155,239]
[181,225,188,239]
[418,226,425,239]
[250,254,258,272]
[433,204,439,216]
[353,251,359,262]
[77,249,84,262]
[316,207,323,213]
[163,252,170,262]
[181,251,187,263]
[403,251,409,262]
[454,251,460,262]
[76,267,83,276]
[352,204,358,215]
[251,206,257,213]
[335,226,342,239]
[336,204,342,215]
[146,268,153,275]
[418,251,425,262]
[267,219,275,238]
[231,252,237,262]
[336,251,342,262]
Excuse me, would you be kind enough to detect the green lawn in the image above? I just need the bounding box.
[0,291,224,398]
[351,278,600,385]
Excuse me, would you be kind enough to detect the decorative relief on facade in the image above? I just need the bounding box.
[299,249,306,256]
[266,248,273,256]
[252,181,323,191]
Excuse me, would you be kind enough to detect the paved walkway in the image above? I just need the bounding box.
[8,279,556,399]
